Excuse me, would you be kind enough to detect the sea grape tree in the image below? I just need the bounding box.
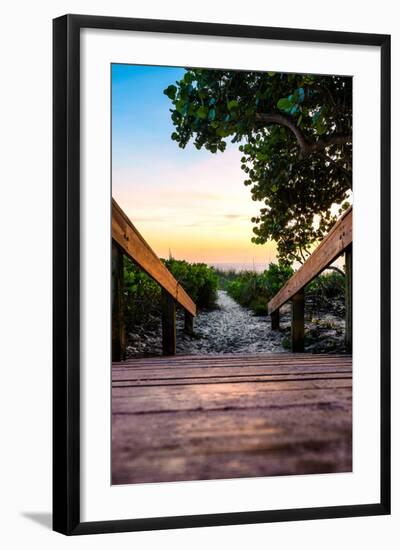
[164,70,352,265]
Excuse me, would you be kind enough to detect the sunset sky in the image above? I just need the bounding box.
[112,64,277,266]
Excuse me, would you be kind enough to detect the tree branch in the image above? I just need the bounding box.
[320,153,352,187]
[256,112,351,158]
[307,134,351,153]
[256,113,310,156]
[324,265,346,277]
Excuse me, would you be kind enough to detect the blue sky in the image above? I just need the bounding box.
[112,64,211,171]
[111,64,276,264]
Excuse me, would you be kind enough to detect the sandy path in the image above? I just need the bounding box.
[126,289,345,358]
[176,290,285,355]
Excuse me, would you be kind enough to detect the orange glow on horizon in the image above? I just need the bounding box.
[113,149,278,266]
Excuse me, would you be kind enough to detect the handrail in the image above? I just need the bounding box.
[268,206,352,315]
[112,198,196,317]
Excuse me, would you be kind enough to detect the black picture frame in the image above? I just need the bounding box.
[53,14,391,535]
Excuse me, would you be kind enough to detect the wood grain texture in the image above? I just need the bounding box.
[112,198,196,316]
[268,207,352,314]
[112,353,352,484]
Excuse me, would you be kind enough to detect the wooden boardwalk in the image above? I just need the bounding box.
[112,353,352,485]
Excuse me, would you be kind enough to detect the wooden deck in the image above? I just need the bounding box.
[112,353,352,485]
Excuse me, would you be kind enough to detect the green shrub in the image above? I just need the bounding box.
[122,256,218,332]
[224,263,345,318]
[226,263,294,315]
[251,301,268,316]
[123,257,161,329]
[306,270,345,313]
[123,256,218,311]
[263,263,294,297]
[214,269,238,290]
[164,258,218,309]
[282,336,291,350]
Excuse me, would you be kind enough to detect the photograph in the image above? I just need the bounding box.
[0,1,394,544]
[111,63,353,485]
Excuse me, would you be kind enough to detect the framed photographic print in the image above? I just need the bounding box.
[53,14,390,535]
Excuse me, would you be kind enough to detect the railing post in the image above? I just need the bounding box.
[345,245,353,353]
[271,309,280,330]
[291,290,305,352]
[112,242,125,362]
[184,310,194,335]
[162,290,176,355]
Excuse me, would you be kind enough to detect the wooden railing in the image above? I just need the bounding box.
[112,198,197,361]
[267,207,352,353]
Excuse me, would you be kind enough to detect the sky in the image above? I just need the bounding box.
[111,64,277,266]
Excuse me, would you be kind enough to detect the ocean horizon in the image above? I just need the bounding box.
[208,262,270,273]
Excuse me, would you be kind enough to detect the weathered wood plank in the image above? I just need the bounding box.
[113,380,351,413]
[112,403,352,484]
[112,199,196,316]
[268,207,352,314]
[113,360,352,373]
[112,353,352,483]
[114,373,351,387]
[113,352,352,365]
[114,364,352,375]
[113,355,351,380]
[112,364,351,381]
[113,386,351,417]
